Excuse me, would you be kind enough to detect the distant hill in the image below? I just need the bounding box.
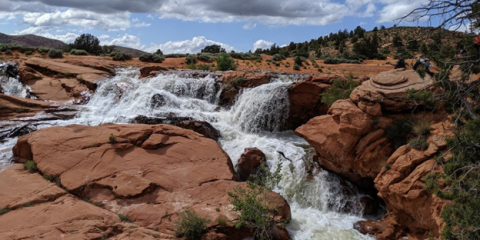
[0,33,66,49]
[0,33,148,57]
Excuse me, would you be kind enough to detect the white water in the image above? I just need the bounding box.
[0,69,373,239]
[0,75,32,98]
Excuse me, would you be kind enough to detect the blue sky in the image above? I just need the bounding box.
[0,0,460,53]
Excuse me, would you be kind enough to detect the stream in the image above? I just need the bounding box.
[0,68,374,240]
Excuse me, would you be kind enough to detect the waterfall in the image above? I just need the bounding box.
[0,75,32,98]
[0,68,374,239]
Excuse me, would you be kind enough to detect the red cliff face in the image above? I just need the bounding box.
[296,69,450,239]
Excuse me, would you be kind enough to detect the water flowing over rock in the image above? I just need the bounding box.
[219,71,272,105]
[350,69,437,112]
[11,124,291,239]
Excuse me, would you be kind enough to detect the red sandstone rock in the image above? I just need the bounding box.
[0,93,57,120]
[235,148,266,181]
[11,124,291,238]
[219,71,271,105]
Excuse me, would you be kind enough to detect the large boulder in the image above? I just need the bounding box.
[295,99,379,187]
[350,69,436,112]
[235,148,267,181]
[286,75,333,129]
[11,124,290,238]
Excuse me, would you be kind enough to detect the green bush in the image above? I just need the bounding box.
[185,54,197,64]
[293,63,300,71]
[230,53,261,61]
[324,58,361,64]
[70,49,89,55]
[409,137,429,150]
[24,50,33,55]
[164,53,187,58]
[228,162,283,240]
[197,64,211,71]
[321,77,359,106]
[109,134,117,143]
[24,160,38,173]
[187,63,196,70]
[174,210,209,240]
[48,49,63,58]
[216,53,236,71]
[111,52,132,61]
[139,53,164,63]
[19,47,35,54]
[406,88,437,109]
[272,54,285,61]
[197,53,214,62]
[416,68,426,79]
[36,47,51,55]
[384,118,413,149]
[0,43,21,52]
[118,213,130,222]
[4,49,12,55]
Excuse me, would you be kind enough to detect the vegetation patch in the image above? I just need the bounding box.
[70,49,89,55]
[48,49,63,59]
[216,53,236,71]
[409,137,429,150]
[24,160,38,173]
[174,210,209,240]
[139,53,164,63]
[321,76,359,106]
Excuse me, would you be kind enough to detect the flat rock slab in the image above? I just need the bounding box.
[25,58,108,82]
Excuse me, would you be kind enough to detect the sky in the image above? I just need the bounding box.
[0,0,462,53]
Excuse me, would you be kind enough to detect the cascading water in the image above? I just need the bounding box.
[0,75,32,98]
[0,68,374,239]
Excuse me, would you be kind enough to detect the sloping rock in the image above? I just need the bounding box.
[220,71,271,105]
[350,69,436,112]
[140,65,168,78]
[12,124,290,238]
[287,76,331,129]
[0,93,57,120]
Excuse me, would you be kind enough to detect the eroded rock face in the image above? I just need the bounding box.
[0,93,57,120]
[286,75,331,129]
[11,124,290,238]
[295,99,386,187]
[219,71,271,105]
[350,69,436,112]
[235,148,267,181]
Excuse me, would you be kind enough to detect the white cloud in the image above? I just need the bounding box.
[147,36,236,54]
[13,27,78,43]
[133,22,151,28]
[243,23,257,30]
[99,34,110,40]
[376,0,430,23]
[147,14,154,20]
[102,34,145,50]
[252,39,274,51]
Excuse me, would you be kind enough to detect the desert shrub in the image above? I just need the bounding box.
[187,63,196,70]
[323,58,361,64]
[409,137,429,150]
[197,64,211,71]
[0,43,21,52]
[384,118,413,149]
[118,213,130,222]
[412,119,432,136]
[185,54,197,64]
[230,52,261,61]
[228,162,283,240]
[216,53,236,71]
[43,174,54,181]
[111,52,132,61]
[36,47,51,55]
[197,53,214,62]
[24,50,33,55]
[48,49,63,58]
[416,67,426,79]
[109,134,117,143]
[294,56,303,66]
[24,160,38,173]
[164,53,188,58]
[272,54,285,62]
[0,208,10,215]
[406,88,437,109]
[321,77,359,106]
[4,49,12,55]
[139,53,165,63]
[19,47,35,53]
[293,63,300,71]
[70,49,89,55]
[174,210,209,240]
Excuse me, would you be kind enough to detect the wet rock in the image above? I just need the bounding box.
[139,65,168,78]
[11,124,290,238]
[0,62,18,79]
[0,93,57,120]
[132,115,220,141]
[235,148,267,181]
[150,93,167,108]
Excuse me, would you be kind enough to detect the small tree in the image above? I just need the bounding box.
[71,33,102,55]
[201,44,225,53]
[228,162,283,240]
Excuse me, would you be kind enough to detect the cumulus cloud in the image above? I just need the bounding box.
[252,39,274,51]
[102,34,145,50]
[13,27,78,43]
[147,36,236,54]
[16,0,165,13]
[376,0,430,23]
